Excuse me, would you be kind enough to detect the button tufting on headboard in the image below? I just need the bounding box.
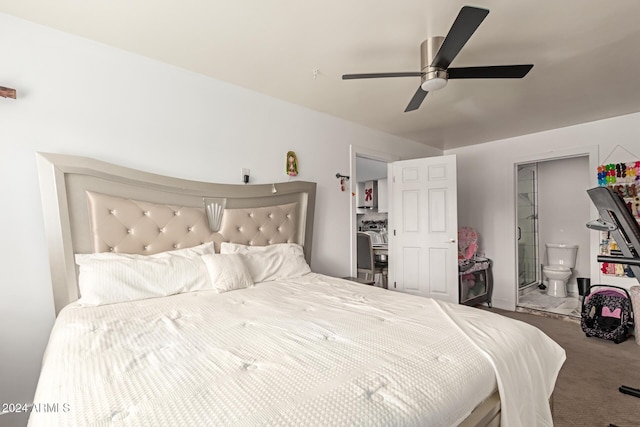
[87,191,212,254]
[86,191,300,255]
[215,203,298,249]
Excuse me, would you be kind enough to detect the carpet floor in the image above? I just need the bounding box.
[490,308,640,427]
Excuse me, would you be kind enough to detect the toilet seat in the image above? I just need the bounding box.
[543,265,570,273]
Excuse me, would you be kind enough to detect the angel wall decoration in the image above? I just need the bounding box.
[286,151,299,176]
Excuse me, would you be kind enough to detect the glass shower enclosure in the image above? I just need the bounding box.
[517,164,539,289]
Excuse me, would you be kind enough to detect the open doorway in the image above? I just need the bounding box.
[349,146,398,280]
[515,147,598,317]
[354,156,389,287]
[349,147,460,302]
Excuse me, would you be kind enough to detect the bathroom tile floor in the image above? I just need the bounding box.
[517,288,582,318]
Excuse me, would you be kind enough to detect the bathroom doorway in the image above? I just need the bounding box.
[515,153,595,317]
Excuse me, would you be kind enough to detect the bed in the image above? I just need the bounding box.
[32,152,565,426]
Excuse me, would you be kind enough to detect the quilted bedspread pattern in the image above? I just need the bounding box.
[30,274,564,426]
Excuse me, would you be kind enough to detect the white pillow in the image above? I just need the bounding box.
[143,241,214,258]
[201,254,254,293]
[220,242,311,283]
[77,241,214,261]
[75,242,214,306]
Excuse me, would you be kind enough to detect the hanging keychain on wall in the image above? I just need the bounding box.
[336,173,349,192]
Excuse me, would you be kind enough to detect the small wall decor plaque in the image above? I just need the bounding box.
[286,151,299,176]
[0,86,17,99]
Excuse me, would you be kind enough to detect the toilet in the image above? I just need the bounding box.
[542,243,578,297]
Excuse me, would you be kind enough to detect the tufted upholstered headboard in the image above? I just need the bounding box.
[37,152,316,315]
[84,192,301,254]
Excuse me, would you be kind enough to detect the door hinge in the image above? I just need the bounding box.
[393,229,396,236]
[394,281,397,289]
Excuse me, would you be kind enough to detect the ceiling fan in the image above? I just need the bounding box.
[342,6,533,112]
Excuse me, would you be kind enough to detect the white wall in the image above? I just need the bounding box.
[537,157,591,292]
[446,112,640,310]
[0,13,441,413]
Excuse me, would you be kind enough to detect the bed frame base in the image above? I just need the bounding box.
[459,390,500,427]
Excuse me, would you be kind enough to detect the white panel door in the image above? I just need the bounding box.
[388,155,458,303]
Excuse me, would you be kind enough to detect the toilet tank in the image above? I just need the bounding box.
[546,243,578,268]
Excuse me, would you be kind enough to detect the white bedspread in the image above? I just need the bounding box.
[30,274,564,426]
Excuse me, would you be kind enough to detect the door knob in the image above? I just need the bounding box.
[448,238,456,243]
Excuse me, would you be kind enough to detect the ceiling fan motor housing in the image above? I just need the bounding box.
[420,36,448,90]
[420,36,445,70]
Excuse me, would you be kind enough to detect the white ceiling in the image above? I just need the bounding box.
[2,0,640,150]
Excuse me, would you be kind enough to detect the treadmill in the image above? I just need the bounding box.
[586,186,640,399]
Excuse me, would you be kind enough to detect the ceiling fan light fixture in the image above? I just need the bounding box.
[421,76,448,92]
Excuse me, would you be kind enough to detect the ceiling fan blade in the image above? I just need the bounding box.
[430,6,489,70]
[342,72,423,80]
[447,64,533,79]
[405,87,428,112]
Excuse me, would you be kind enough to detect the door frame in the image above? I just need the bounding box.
[513,145,599,305]
[349,145,399,277]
